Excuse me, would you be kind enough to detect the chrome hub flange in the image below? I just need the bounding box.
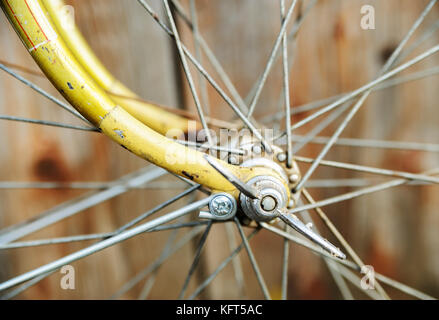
[221,134,303,218]
[203,153,346,259]
[240,154,302,210]
[232,136,302,205]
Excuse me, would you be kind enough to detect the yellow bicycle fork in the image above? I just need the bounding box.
[0,0,288,197]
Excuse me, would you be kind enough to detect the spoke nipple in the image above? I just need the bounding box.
[277,153,287,162]
[306,222,313,229]
[289,173,300,184]
[252,144,263,155]
[288,199,295,208]
[228,155,240,165]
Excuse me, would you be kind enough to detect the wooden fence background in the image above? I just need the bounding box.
[0,0,438,299]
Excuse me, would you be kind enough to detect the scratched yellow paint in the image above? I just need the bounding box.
[41,0,193,135]
[0,0,288,196]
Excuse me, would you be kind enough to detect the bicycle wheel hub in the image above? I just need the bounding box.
[236,142,302,222]
[239,175,288,221]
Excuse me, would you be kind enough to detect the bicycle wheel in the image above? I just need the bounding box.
[0,0,438,300]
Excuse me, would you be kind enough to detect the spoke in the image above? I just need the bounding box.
[287,0,318,41]
[293,0,436,127]
[280,224,289,300]
[0,219,207,298]
[381,0,437,72]
[1,0,435,301]
[304,178,439,188]
[145,220,211,232]
[188,228,259,300]
[245,0,302,109]
[106,91,237,129]
[278,209,346,258]
[137,0,272,151]
[113,184,200,234]
[275,44,439,141]
[0,115,99,132]
[295,155,439,184]
[0,221,209,250]
[163,0,213,147]
[294,94,369,191]
[0,181,188,190]
[0,233,112,249]
[0,196,212,292]
[395,21,439,65]
[373,65,439,92]
[262,221,382,298]
[288,134,439,153]
[1,272,54,300]
[305,178,383,188]
[234,218,271,300]
[204,154,260,199]
[137,275,156,300]
[329,264,381,300]
[137,225,180,299]
[171,0,248,113]
[289,169,439,216]
[294,0,438,191]
[374,272,436,300]
[326,260,354,300]
[178,221,212,299]
[280,0,293,168]
[298,208,354,300]
[0,59,44,77]
[0,63,90,124]
[292,102,351,153]
[248,0,317,109]
[247,0,298,117]
[301,189,390,299]
[270,1,304,134]
[176,139,245,155]
[224,222,246,297]
[0,167,166,245]
[170,171,211,195]
[110,226,204,299]
[189,0,210,116]
[263,65,439,124]
[261,222,353,266]
[263,223,436,300]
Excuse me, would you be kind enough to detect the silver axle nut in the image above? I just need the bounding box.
[240,176,288,222]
